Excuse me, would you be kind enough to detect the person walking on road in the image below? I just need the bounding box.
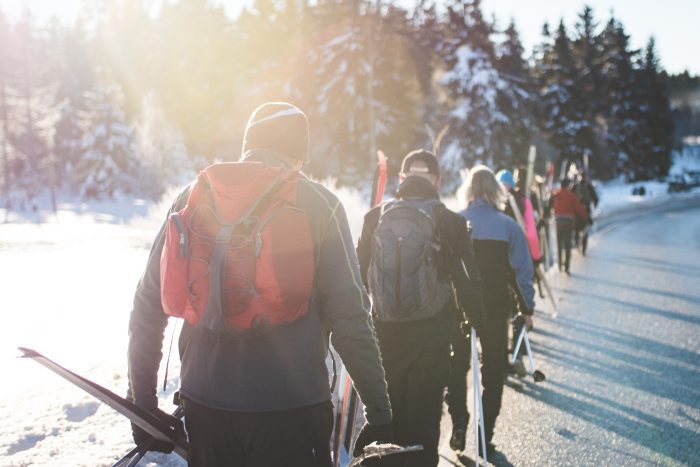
[573,171,599,255]
[446,165,535,457]
[497,168,542,377]
[357,150,486,466]
[497,169,543,264]
[552,177,590,274]
[127,102,393,467]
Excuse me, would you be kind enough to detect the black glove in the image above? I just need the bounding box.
[352,422,394,457]
[131,407,182,454]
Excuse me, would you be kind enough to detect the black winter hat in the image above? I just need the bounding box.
[242,102,310,162]
[400,149,440,177]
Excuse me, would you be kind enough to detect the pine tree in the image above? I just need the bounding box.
[77,83,138,199]
[10,10,50,206]
[439,0,504,186]
[134,92,201,198]
[408,0,446,134]
[494,20,535,166]
[150,0,238,157]
[302,1,421,185]
[570,5,603,174]
[635,38,674,179]
[535,21,586,166]
[52,20,94,185]
[0,10,12,209]
[598,16,641,177]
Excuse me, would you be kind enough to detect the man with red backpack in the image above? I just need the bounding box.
[127,102,393,466]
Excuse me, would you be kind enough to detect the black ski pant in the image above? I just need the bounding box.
[556,217,574,272]
[378,340,450,467]
[183,397,333,467]
[446,322,469,429]
[446,319,509,443]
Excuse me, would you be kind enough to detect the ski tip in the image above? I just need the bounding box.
[17,347,41,358]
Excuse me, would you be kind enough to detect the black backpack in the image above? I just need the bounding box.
[368,198,452,322]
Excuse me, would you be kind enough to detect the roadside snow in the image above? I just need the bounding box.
[0,181,369,467]
[595,178,670,215]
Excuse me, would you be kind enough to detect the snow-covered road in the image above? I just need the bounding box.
[439,203,700,466]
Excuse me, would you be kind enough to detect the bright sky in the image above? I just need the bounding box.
[1,0,697,74]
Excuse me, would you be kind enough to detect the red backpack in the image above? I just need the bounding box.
[160,162,315,333]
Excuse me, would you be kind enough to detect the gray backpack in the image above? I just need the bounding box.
[368,198,452,322]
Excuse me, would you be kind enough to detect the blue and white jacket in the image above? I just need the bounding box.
[461,198,535,320]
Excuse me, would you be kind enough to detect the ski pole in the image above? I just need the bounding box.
[112,438,153,467]
[510,321,546,383]
[471,327,487,467]
[511,325,526,365]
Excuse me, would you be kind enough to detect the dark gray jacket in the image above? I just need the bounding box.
[127,152,392,424]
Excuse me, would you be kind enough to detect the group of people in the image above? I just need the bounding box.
[498,164,598,277]
[126,102,598,466]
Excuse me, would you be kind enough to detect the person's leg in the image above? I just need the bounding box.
[401,347,450,467]
[556,221,565,271]
[243,402,334,467]
[377,341,412,467]
[479,320,508,444]
[183,398,243,467]
[446,324,471,435]
[562,223,573,273]
[184,398,333,467]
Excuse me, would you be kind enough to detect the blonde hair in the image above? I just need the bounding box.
[465,165,506,210]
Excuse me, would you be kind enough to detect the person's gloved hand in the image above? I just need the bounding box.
[131,407,183,454]
[352,422,394,457]
[132,422,175,453]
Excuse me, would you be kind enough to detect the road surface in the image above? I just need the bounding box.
[438,205,700,466]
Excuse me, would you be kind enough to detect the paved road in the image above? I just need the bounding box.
[438,206,700,466]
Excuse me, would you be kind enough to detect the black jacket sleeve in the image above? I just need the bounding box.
[356,206,381,289]
[440,209,487,333]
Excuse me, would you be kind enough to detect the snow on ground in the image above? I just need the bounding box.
[1,159,697,466]
[0,194,182,467]
[0,181,370,467]
[594,177,670,214]
[594,153,700,216]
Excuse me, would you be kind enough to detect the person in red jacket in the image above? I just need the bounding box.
[552,178,590,274]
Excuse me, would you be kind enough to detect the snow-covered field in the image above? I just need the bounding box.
[0,182,371,467]
[1,158,698,466]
